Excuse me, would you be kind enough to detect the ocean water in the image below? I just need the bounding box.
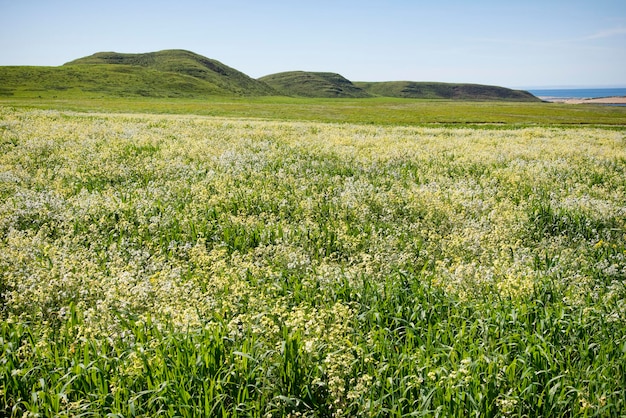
[528,87,626,100]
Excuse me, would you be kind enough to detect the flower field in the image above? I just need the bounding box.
[1,106,625,416]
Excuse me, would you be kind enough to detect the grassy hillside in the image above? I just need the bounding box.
[65,49,277,96]
[0,65,231,98]
[0,50,278,99]
[259,71,371,98]
[2,49,541,101]
[355,81,540,101]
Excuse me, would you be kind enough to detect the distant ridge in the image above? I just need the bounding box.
[355,81,540,101]
[259,71,371,98]
[0,49,539,101]
[65,50,277,96]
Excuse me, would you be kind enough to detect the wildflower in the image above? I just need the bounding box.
[496,396,518,416]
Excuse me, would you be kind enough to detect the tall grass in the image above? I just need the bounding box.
[1,107,625,416]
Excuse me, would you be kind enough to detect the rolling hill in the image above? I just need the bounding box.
[355,81,540,101]
[0,49,539,101]
[0,50,277,98]
[0,64,231,98]
[65,50,277,96]
[258,71,371,98]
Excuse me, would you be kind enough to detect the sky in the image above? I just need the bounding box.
[1,0,625,88]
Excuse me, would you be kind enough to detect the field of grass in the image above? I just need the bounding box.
[1,106,625,416]
[2,96,626,127]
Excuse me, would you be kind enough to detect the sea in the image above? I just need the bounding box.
[527,87,626,101]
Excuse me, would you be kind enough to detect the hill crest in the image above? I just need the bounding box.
[65,49,277,96]
[355,81,539,101]
[1,49,539,101]
[259,71,371,98]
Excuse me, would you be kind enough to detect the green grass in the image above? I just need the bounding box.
[2,47,624,128]
[0,65,229,98]
[2,96,626,127]
[1,107,625,416]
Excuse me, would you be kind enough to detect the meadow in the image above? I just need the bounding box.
[3,96,626,127]
[1,105,625,417]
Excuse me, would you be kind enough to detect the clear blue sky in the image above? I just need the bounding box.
[1,0,625,88]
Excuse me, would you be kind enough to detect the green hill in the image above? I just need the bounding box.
[259,71,371,98]
[65,49,277,96]
[0,64,232,98]
[1,49,540,101]
[354,81,540,101]
[0,50,277,99]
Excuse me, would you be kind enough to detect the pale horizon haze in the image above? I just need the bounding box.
[1,0,625,89]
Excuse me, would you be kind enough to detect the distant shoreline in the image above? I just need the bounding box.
[540,96,626,104]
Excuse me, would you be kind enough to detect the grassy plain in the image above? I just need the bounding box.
[1,101,626,417]
[2,96,626,127]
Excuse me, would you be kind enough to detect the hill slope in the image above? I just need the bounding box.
[65,49,277,96]
[0,64,232,98]
[355,81,540,101]
[259,71,371,98]
[1,49,540,101]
